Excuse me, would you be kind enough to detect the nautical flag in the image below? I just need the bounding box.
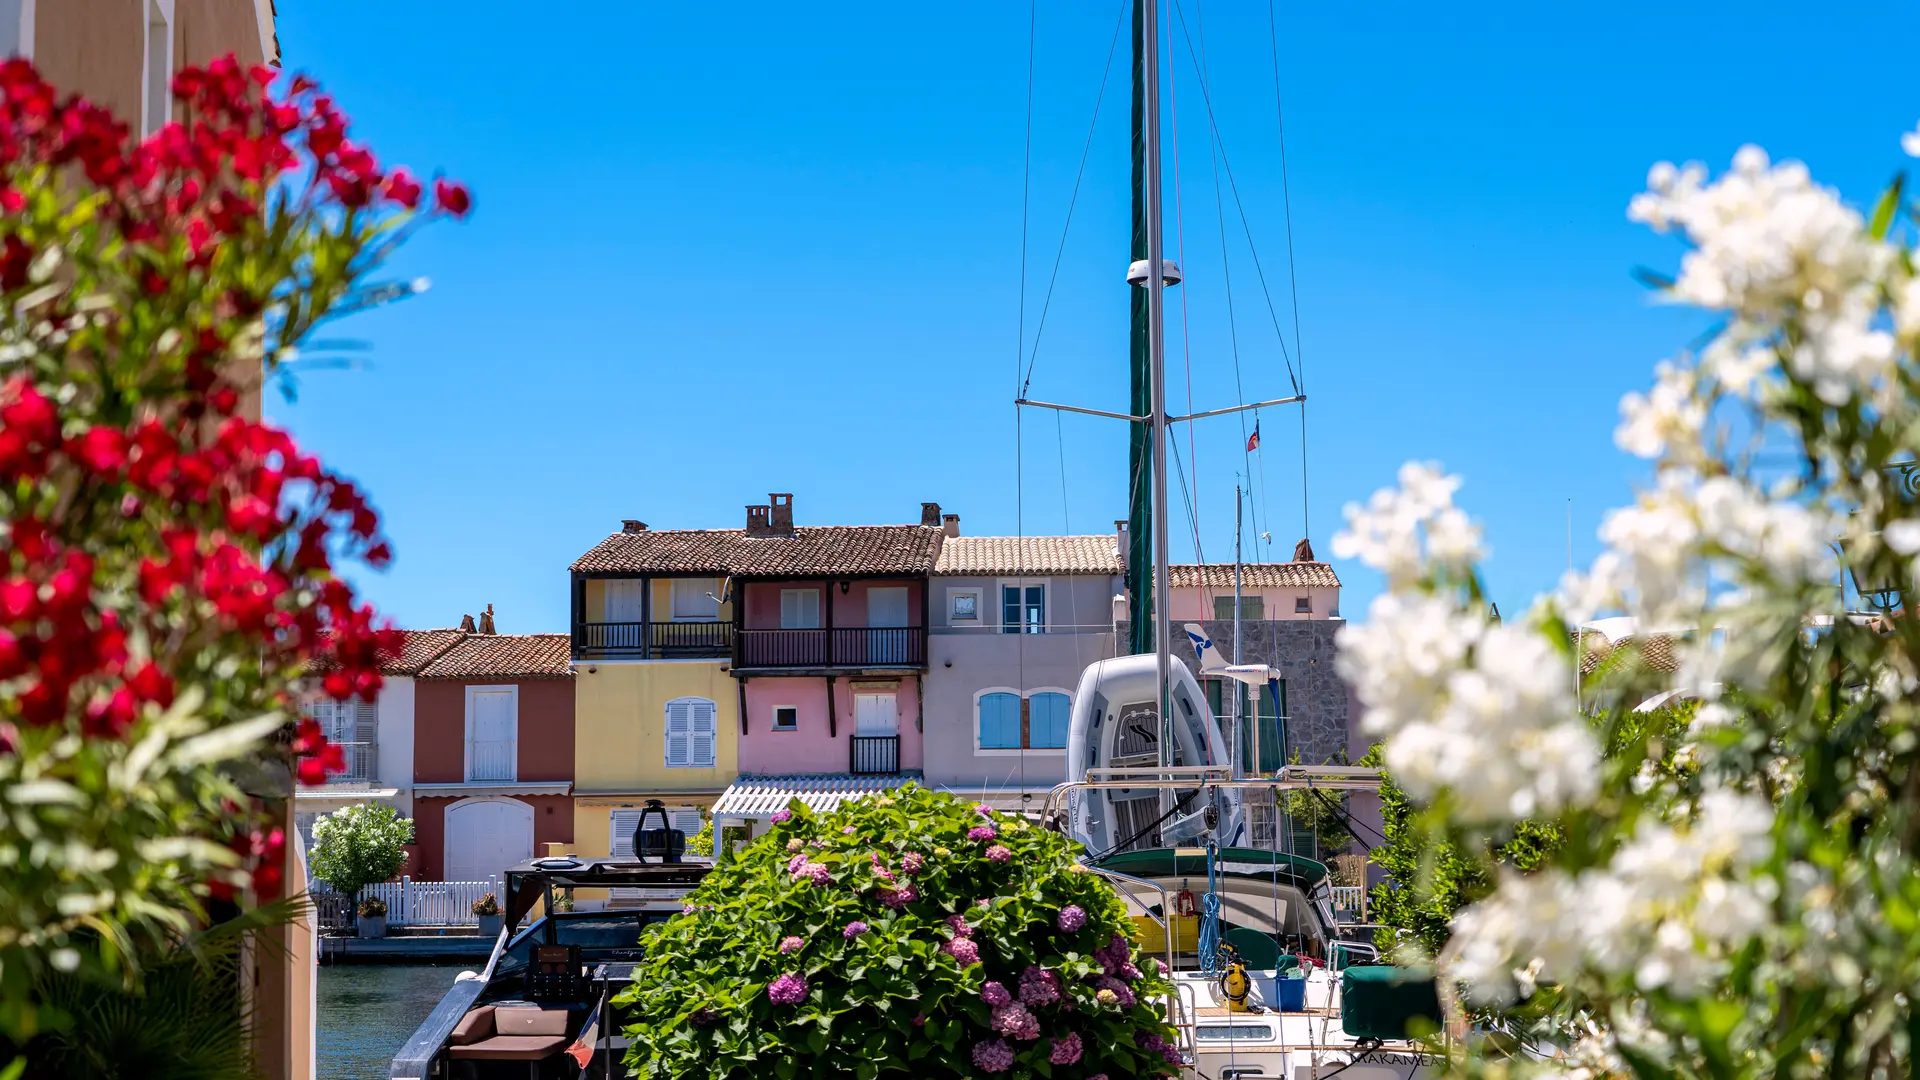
[1245,423,1260,452]
[567,994,603,1072]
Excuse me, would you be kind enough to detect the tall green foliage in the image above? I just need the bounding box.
[308,804,413,900]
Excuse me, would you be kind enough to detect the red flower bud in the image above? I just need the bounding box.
[433,178,471,218]
[70,425,128,473]
[128,661,175,707]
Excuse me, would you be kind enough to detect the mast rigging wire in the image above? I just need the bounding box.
[1266,0,1311,541]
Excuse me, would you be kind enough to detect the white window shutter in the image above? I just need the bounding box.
[665,700,691,767]
[353,700,379,745]
[690,700,716,767]
[671,810,703,837]
[609,810,642,858]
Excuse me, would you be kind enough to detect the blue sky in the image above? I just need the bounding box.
[270,2,1916,634]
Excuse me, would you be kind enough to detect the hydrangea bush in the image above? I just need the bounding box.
[0,56,462,1040]
[1335,131,1920,1075]
[618,784,1180,1080]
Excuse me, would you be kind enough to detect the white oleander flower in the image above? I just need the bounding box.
[1333,461,1482,587]
[1616,361,1706,460]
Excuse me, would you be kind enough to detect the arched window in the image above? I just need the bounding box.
[1029,692,1071,749]
[665,697,718,768]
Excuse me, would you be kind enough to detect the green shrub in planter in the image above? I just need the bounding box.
[618,783,1180,1079]
[357,896,387,919]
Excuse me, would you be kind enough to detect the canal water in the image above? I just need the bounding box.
[318,964,462,1079]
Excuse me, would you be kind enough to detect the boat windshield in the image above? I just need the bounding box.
[493,912,669,979]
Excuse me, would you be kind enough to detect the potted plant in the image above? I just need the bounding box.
[553,890,576,913]
[356,896,389,939]
[472,892,503,937]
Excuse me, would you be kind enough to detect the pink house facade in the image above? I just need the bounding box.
[728,496,943,781]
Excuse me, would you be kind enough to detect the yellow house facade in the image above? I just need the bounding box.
[568,523,741,903]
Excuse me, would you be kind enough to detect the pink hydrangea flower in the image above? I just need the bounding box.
[778,935,804,954]
[992,1003,1040,1041]
[1088,1074,1107,1080]
[767,972,808,1004]
[976,898,992,908]
[974,803,994,817]
[791,861,830,886]
[1056,904,1086,932]
[876,884,917,909]
[1094,988,1118,1006]
[770,809,791,824]
[787,853,808,874]
[1018,966,1061,1005]
[786,838,804,853]
[943,937,980,966]
[1050,1032,1083,1065]
[985,844,1012,863]
[967,825,996,842]
[971,1038,1014,1074]
[945,914,974,938]
[981,981,1012,1007]
[843,920,869,938]
[841,826,857,835]
[1118,961,1142,982]
[901,851,924,874]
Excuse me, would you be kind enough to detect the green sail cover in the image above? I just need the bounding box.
[1339,964,1443,1042]
[1125,0,1153,656]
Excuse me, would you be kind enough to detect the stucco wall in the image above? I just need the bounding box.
[31,0,267,132]
[931,574,1119,633]
[377,676,415,815]
[572,660,737,794]
[410,793,572,882]
[922,629,1114,793]
[414,678,575,784]
[737,675,922,775]
[741,579,925,630]
[1168,584,1341,622]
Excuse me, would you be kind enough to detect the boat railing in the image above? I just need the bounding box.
[1042,766,1385,824]
[387,925,509,1080]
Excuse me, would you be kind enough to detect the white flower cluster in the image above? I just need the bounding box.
[1331,462,1482,589]
[1630,146,1895,406]
[1447,789,1775,1005]
[1335,467,1597,822]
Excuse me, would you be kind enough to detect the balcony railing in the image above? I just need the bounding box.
[299,741,377,786]
[734,627,927,669]
[574,620,733,658]
[466,739,516,782]
[850,735,901,775]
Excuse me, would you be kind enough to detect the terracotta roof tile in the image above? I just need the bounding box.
[933,535,1123,576]
[1575,630,1680,675]
[571,526,944,578]
[418,634,573,680]
[384,628,469,675]
[1169,563,1341,589]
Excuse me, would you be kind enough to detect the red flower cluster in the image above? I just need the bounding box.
[0,56,457,901]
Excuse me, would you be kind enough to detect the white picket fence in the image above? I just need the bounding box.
[312,876,500,930]
[1329,885,1368,923]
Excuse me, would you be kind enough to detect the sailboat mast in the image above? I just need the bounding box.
[1140,0,1174,766]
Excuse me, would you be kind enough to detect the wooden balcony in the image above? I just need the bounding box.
[850,735,901,775]
[573,621,734,659]
[733,627,927,671]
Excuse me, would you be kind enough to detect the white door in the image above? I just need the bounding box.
[854,693,898,736]
[867,587,908,627]
[467,689,516,781]
[445,799,534,883]
[605,580,645,622]
[868,587,909,662]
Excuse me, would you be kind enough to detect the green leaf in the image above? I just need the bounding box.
[1870,173,1905,239]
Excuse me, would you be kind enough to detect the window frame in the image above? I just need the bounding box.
[463,684,520,783]
[998,581,1046,634]
[948,587,984,626]
[664,696,718,769]
[972,686,1074,753]
[770,704,799,732]
[1212,595,1266,621]
[1295,595,1313,614]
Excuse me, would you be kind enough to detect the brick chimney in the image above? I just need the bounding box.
[942,513,960,538]
[745,503,772,537]
[769,493,794,533]
[1114,520,1129,570]
[920,502,942,527]
[621,519,648,534]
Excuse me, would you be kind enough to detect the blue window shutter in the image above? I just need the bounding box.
[1030,693,1070,749]
[978,693,1021,749]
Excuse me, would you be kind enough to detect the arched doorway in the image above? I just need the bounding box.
[444,797,534,883]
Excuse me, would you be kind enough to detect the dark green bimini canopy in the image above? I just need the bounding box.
[1092,847,1329,890]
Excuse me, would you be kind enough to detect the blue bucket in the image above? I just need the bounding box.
[1275,975,1307,1012]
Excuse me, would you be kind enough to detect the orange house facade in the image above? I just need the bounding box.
[409,634,574,883]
